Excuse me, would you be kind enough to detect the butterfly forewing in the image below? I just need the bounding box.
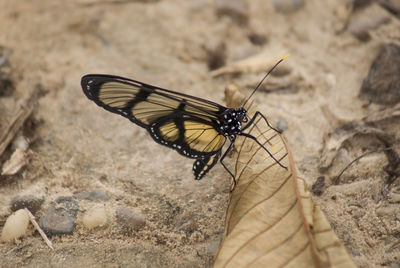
[82,74,225,128]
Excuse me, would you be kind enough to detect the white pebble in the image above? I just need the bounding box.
[326,73,336,87]
[12,135,29,152]
[1,209,30,242]
[82,206,108,229]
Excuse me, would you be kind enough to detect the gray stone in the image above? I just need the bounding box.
[273,0,304,14]
[248,33,268,46]
[276,119,288,133]
[206,42,227,71]
[360,44,400,105]
[348,14,390,42]
[379,0,400,18]
[40,196,79,236]
[10,195,44,215]
[216,0,248,25]
[207,240,221,255]
[74,189,110,201]
[116,206,146,233]
[0,71,14,97]
[311,176,326,196]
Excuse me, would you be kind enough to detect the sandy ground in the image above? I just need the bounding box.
[0,0,400,267]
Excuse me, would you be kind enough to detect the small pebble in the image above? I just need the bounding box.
[248,33,268,46]
[207,240,221,255]
[0,55,9,68]
[83,206,108,229]
[360,44,400,105]
[273,0,304,14]
[348,14,390,42]
[275,119,288,132]
[10,195,44,215]
[116,206,146,233]
[216,0,248,25]
[12,135,29,152]
[1,209,30,242]
[326,73,336,87]
[389,191,400,203]
[352,251,361,257]
[0,72,14,97]
[206,42,227,71]
[311,176,326,196]
[40,196,79,236]
[376,206,398,217]
[74,189,110,201]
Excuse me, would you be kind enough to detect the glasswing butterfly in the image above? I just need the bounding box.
[81,55,289,186]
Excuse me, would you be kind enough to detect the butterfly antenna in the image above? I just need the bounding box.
[242,54,290,107]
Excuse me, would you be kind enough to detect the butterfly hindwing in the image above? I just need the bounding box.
[193,151,221,180]
[149,115,226,159]
[81,74,226,128]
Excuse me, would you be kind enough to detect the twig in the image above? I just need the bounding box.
[25,208,54,250]
[0,86,44,157]
[334,146,398,185]
[333,151,375,185]
[79,0,158,7]
[6,242,32,255]
[6,246,18,255]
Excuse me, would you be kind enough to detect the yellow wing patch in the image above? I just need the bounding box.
[184,121,225,153]
[132,101,175,124]
[159,121,179,142]
[98,82,140,108]
[131,94,180,124]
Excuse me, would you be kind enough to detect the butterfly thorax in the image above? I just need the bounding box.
[219,107,248,138]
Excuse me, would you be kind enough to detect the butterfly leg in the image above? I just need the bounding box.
[219,138,237,187]
[242,111,281,133]
[240,132,287,170]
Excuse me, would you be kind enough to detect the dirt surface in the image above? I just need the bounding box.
[1,0,400,267]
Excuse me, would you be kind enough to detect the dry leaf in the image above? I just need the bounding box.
[1,148,32,176]
[214,86,356,268]
[210,50,292,77]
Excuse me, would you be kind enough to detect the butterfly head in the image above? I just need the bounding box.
[236,107,248,123]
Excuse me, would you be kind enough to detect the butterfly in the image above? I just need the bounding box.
[81,56,288,186]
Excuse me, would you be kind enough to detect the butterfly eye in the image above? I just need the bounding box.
[243,116,248,123]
